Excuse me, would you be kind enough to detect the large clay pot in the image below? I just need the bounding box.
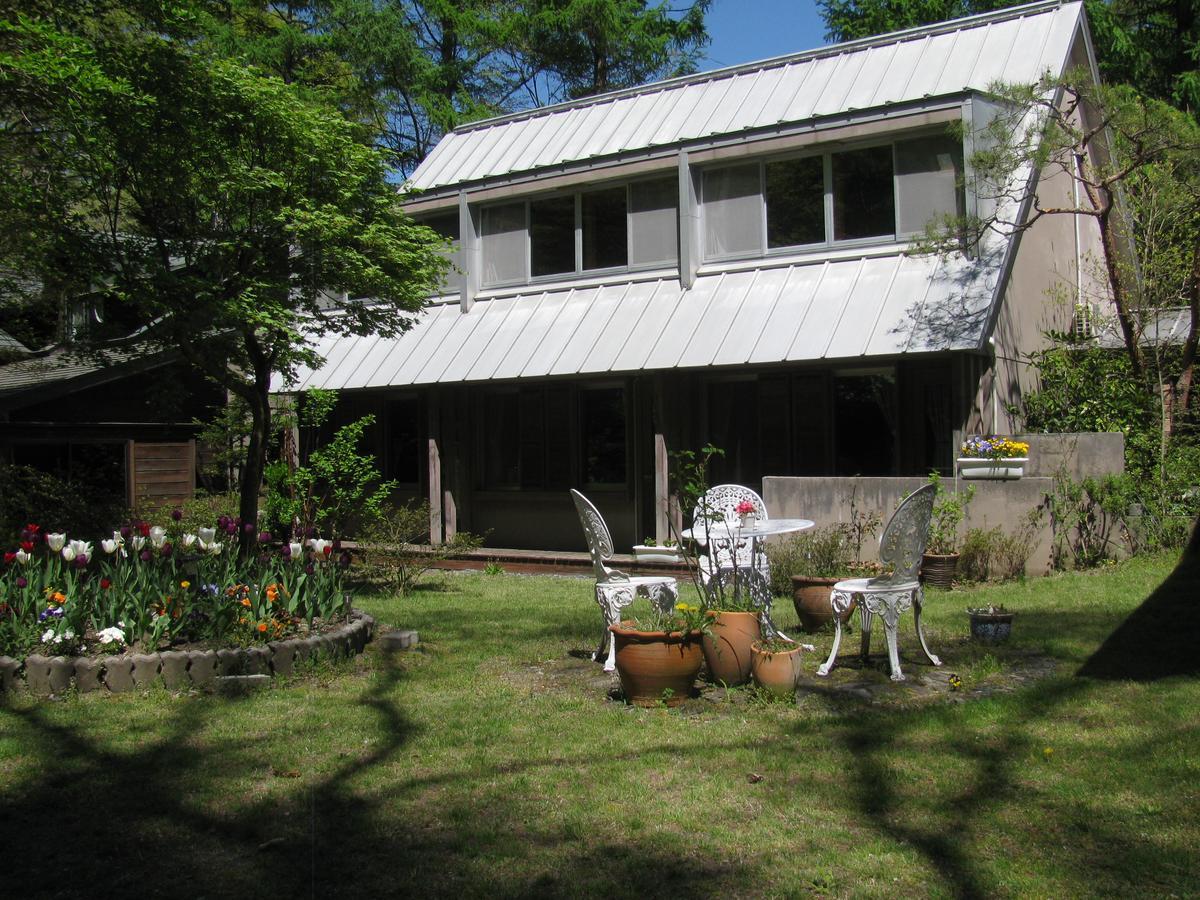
[701,610,761,686]
[921,553,959,589]
[751,641,805,697]
[791,576,856,633]
[609,622,704,707]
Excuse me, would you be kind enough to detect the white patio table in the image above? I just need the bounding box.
[680,517,814,637]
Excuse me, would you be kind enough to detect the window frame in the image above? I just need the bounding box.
[478,174,679,289]
[700,127,963,262]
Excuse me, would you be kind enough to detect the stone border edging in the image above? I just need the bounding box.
[0,612,376,697]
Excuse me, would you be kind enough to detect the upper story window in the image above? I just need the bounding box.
[702,132,963,261]
[480,176,678,288]
[415,209,462,289]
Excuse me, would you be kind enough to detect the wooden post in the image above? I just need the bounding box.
[654,432,670,544]
[125,440,136,509]
[428,391,443,546]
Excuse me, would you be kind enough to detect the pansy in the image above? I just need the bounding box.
[97,625,126,645]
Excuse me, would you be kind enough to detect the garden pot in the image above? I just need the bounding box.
[609,622,704,707]
[751,641,805,697]
[968,610,1015,644]
[921,553,959,589]
[791,576,856,633]
[701,610,761,686]
[957,457,1028,480]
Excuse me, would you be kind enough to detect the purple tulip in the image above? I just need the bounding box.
[17,576,27,589]
[281,544,292,559]
[140,549,152,562]
[161,542,173,558]
[226,522,237,536]
[304,526,316,539]
[332,538,342,552]
[120,524,132,539]
[305,563,315,576]
[258,553,270,565]
[258,531,271,543]
[74,554,89,568]
[171,508,183,521]
[338,551,352,569]
[243,522,255,535]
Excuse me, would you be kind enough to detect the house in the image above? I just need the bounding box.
[279,0,1107,552]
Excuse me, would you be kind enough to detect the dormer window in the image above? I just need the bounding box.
[480,176,678,288]
[702,132,964,261]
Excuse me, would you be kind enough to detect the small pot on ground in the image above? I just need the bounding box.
[791,576,856,633]
[921,553,959,589]
[701,610,760,686]
[609,622,704,707]
[751,640,804,697]
[968,606,1015,644]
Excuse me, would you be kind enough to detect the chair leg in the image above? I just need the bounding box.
[817,590,853,677]
[883,620,905,681]
[592,586,610,665]
[859,603,873,661]
[597,584,636,672]
[912,586,942,667]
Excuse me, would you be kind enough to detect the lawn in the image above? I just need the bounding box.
[2,552,1198,898]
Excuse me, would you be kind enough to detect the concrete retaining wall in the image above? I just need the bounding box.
[763,433,1125,577]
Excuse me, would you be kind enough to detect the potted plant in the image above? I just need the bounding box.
[631,537,682,564]
[609,602,708,707]
[966,604,1015,643]
[957,436,1030,480]
[700,586,761,687]
[750,637,805,697]
[921,473,974,589]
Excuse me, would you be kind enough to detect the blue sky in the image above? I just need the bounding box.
[699,0,830,71]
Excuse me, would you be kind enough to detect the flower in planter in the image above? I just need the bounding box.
[959,436,1030,459]
[735,500,757,518]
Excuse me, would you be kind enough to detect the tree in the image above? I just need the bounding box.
[0,1,448,552]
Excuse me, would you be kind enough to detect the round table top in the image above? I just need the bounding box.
[680,517,815,542]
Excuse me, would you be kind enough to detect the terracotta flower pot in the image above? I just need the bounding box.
[751,641,804,697]
[609,622,704,707]
[701,610,761,686]
[791,575,856,633]
[921,553,959,589]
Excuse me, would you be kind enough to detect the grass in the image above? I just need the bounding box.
[2,552,1198,898]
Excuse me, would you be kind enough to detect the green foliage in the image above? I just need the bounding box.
[1047,474,1135,568]
[263,391,395,540]
[359,501,484,596]
[926,471,974,556]
[958,508,1042,583]
[766,526,854,590]
[0,463,128,539]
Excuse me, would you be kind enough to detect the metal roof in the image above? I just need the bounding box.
[0,328,29,355]
[0,344,171,402]
[407,0,1083,193]
[279,250,999,392]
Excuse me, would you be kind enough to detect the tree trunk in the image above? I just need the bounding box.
[238,382,271,559]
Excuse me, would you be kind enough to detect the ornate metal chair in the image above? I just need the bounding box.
[816,483,940,682]
[570,489,678,672]
[690,485,779,636]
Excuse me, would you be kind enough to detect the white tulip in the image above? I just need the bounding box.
[46,533,66,552]
[130,536,146,550]
[68,539,91,558]
[149,526,166,548]
[101,539,119,555]
[289,541,304,558]
[198,527,216,544]
[61,545,76,562]
[308,538,332,556]
[15,549,30,564]
[182,533,198,548]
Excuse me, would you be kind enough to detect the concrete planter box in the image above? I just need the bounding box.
[957,457,1028,480]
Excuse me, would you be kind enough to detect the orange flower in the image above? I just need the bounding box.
[239,616,248,625]
[241,597,251,608]
[51,592,66,605]
[257,622,268,633]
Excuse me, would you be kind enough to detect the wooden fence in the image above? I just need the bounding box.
[125,440,196,509]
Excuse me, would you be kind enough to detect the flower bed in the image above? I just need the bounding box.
[1,513,357,664]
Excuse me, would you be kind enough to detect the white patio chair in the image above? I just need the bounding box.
[570,489,678,672]
[817,483,940,682]
[691,484,779,635]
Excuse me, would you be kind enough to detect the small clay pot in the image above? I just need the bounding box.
[609,622,704,707]
[701,610,761,686]
[968,610,1014,644]
[751,641,805,697]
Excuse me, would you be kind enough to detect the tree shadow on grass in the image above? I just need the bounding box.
[1077,546,1200,680]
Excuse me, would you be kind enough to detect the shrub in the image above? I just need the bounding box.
[0,462,127,538]
[359,501,484,595]
[766,526,853,594]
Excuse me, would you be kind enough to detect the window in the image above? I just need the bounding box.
[702,131,964,258]
[833,371,896,476]
[418,210,462,287]
[895,135,963,235]
[629,177,678,266]
[479,178,678,287]
[386,396,421,484]
[703,164,762,258]
[832,146,895,241]
[580,387,626,485]
[766,156,825,249]
[481,203,526,285]
[582,187,627,270]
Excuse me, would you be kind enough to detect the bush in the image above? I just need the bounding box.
[0,462,128,539]
[958,509,1042,582]
[766,526,853,594]
[359,501,485,595]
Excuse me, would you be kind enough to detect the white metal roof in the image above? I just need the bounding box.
[407,0,1083,193]
[278,250,999,392]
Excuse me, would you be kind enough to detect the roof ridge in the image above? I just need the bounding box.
[446,0,1072,136]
